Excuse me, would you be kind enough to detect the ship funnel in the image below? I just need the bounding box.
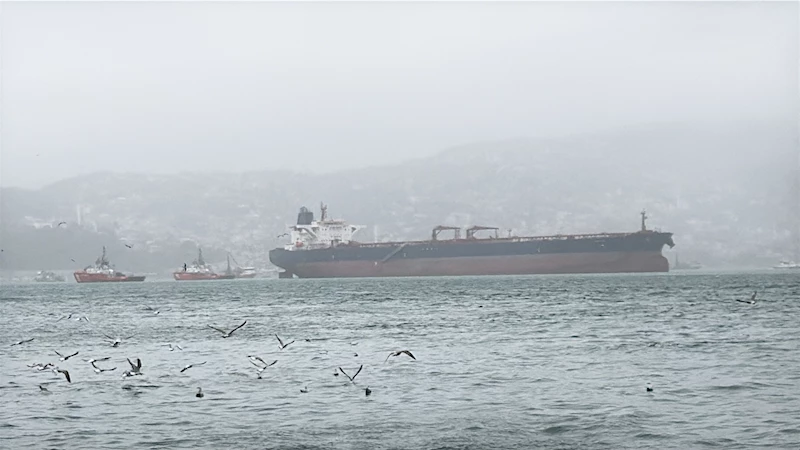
[297,207,314,225]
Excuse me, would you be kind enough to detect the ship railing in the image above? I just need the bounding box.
[347,231,654,248]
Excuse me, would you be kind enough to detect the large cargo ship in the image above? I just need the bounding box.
[173,249,235,281]
[269,204,676,279]
[74,246,146,283]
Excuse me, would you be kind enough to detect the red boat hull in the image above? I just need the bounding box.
[173,272,236,281]
[279,251,669,278]
[74,272,146,283]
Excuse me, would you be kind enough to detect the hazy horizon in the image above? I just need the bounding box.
[1,1,797,189]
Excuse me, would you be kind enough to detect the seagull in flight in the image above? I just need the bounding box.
[86,357,111,364]
[57,221,67,227]
[385,350,416,363]
[55,350,79,361]
[11,338,34,346]
[248,355,273,366]
[29,363,54,371]
[249,357,277,377]
[102,332,135,347]
[91,361,116,373]
[180,362,207,373]
[275,334,295,351]
[53,367,71,383]
[165,343,183,351]
[338,365,363,383]
[122,357,143,378]
[124,244,133,249]
[58,314,89,322]
[144,306,162,315]
[208,320,247,338]
[736,291,758,305]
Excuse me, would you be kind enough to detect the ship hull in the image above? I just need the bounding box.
[274,250,668,278]
[270,231,675,278]
[173,272,236,281]
[74,273,146,283]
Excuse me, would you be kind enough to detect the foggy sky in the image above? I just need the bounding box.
[1,1,797,189]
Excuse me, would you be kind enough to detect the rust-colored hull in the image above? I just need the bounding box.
[173,272,236,281]
[282,251,669,278]
[74,272,146,283]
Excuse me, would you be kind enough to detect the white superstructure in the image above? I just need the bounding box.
[284,204,364,251]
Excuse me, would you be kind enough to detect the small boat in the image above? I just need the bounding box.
[229,253,257,278]
[673,253,702,270]
[35,271,66,282]
[773,260,800,270]
[174,248,235,281]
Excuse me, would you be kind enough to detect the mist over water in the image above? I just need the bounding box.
[3,272,799,449]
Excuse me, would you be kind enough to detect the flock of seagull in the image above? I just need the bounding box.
[14,290,760,397]
[13,311,417,398]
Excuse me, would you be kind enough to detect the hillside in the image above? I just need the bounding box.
[1,121,797,273]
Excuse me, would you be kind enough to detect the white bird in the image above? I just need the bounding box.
[736,291,758,305]
[122,357,143,377]
[52,367,71,383]
[144,306,163,315]
[165,343,183,351]
[250,358,277,378]
[86,357,111,364]
[385,350,416,363]
[58,314,89,322]
[11,338,34,346]
[55,350,79,361]
[207,320,247,338]
[180,362,207,373]
[276,334,295,350]
[339,365,363,383]
[102,332,135,347]
[91,361,116,373]
[248,355,273,366]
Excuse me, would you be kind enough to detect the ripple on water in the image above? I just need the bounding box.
[1,272,799,449]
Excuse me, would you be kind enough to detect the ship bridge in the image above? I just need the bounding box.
[284,203,364,251]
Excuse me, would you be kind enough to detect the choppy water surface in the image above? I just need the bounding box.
[2,272,799,449]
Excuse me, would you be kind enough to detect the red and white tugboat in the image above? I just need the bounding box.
[74,246,146,283]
